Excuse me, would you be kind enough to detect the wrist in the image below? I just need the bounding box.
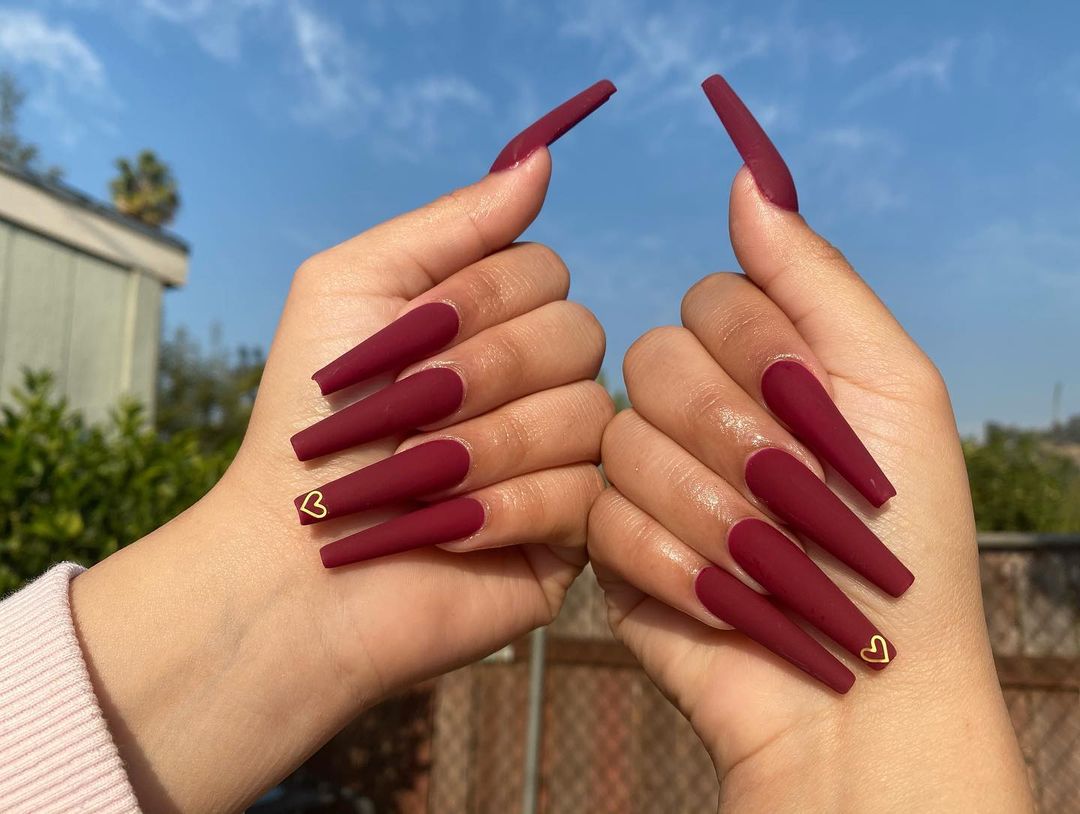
[715,671,1033,813]
[70,470,372,813]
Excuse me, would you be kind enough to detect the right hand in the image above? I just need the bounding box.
[588,162,1034,812]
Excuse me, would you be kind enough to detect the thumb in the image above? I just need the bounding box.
[702,74,921,377]
[323,78,616,298]
[327,149,552,298]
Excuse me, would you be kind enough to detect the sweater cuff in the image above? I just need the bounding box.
[0,564,141,813]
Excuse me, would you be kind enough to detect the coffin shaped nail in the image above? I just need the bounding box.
[728,519,896,669]
[320,497,485,568]
[695,566,854,693]
[295,439,471,525]
[291,367,464,461]
[744,448,914,597]
[762,360,895,507]
[312,303,460,396]
[489,79,617,173]
[701,74,798,212]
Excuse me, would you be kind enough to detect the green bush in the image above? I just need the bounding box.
[964,424,1080,533]
[0,371,232,594]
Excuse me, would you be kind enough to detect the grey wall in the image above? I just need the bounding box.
[0,219,163,424]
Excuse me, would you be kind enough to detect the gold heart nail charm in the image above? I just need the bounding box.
[300,490,328,519]
[860,634,891,664]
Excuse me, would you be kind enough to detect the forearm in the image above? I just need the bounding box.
[69,474,370,813]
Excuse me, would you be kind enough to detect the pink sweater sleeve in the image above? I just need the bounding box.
[0,564,141,813]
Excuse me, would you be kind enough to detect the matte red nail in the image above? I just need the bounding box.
[312,303,460,396]
[320,497,485,568]
[295,439,471,525]
[728,519,896,669]
[701,74,798,212]
[745,449,914,597]
[694,566,854,693]
[489,79,617,173]
[291,367,464,461]
[762,360,895,507]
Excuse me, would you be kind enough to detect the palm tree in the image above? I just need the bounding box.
[109,150,179,227]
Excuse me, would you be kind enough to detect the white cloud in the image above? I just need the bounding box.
[559,0,862,112]
[0,8,117,146]
[136,0,273,61]
[0,8,105,90]
[112,0,488,151]
[286,0,382,123]
[845,39,959,108]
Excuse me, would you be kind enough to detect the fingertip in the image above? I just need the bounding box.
[468,147,552,239]
[728,164,798,231]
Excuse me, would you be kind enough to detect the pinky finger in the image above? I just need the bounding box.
[441,463,604,553]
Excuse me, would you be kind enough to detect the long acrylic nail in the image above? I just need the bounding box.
[728,519,896,669]
[694,566,854,693]
[320,497,485,568]
[312,303,460,396]
[762,360,895,507]
[745,448,914,597]
[701,74,798,212]
[489,79,617,173]
[295,439,471,525]
[291,367,464,461]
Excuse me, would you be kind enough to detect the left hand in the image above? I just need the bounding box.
[71,150,611,813]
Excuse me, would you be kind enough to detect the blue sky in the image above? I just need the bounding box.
[2,0,1078,434]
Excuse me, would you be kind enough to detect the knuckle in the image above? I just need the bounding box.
[494,408,536,456]
[561,301,606,357]
[600,408,641,465]
[486,328,532,384]
[681,271,743,317]
[463,261,507,314]
[684,378,738,435]
[805,234,851,270]
[578,380,617,428]
[580,464,608,502]
[587,487,623,546]
[293,252,331,285]
[623,326,688,382]
[519,242,571,294]
[909,353,951,405]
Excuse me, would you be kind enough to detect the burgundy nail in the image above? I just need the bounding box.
[701,74,798,212]
[762,360,895,507]
[295,439,471,525]
[745,448,914,597]
[728,519,896,669]
[694,566,854,693]
[489,79,617,173]
[312,303,460,396]
[320,497,485,568]
[291,367,464,461]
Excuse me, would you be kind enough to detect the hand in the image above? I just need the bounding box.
[588,77,1034,812]
[70,147,611,813]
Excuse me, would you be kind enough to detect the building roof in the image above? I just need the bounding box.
[0,160,189,287]
[0,160,189,253]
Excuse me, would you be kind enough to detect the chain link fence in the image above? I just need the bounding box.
[264,537,1080,813]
